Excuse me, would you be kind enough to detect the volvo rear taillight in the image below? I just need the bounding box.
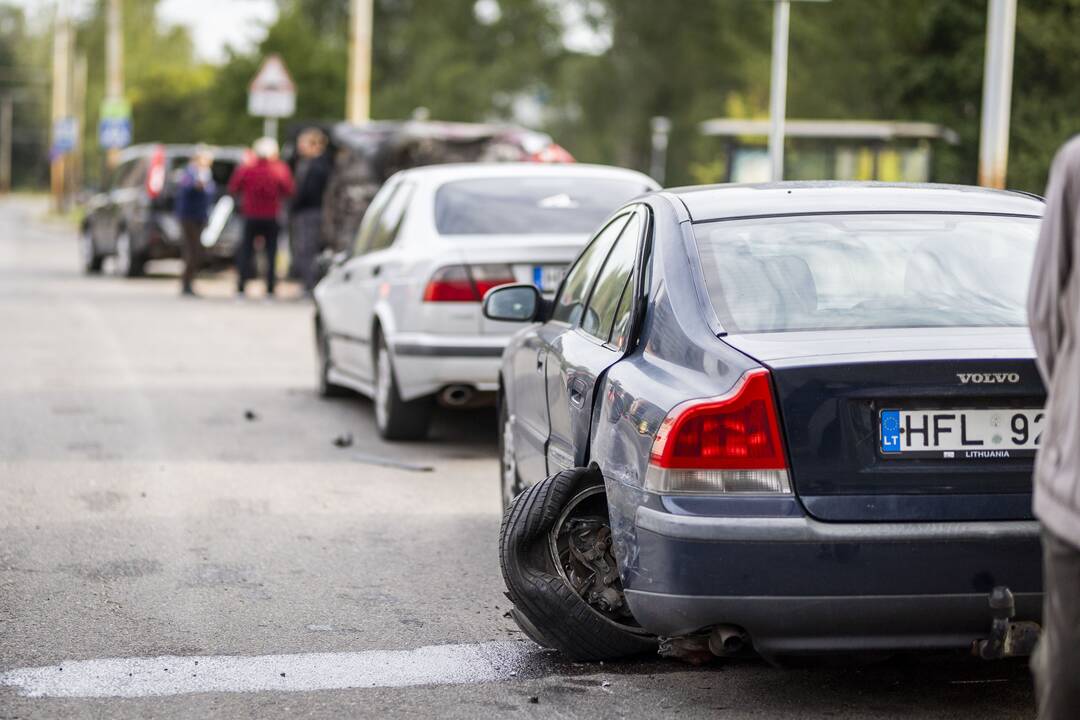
[145,145,166,199]
[423,264,515,302]
[645,368,791,494]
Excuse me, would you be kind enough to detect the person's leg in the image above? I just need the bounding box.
[297,209,321,293]
[237,219,256,294]
[263,220,279,296]
[1033,529,1080,719]
[180,220,196,293]
[180,220,203,294]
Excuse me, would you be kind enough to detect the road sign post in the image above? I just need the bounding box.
[248,55,296,142]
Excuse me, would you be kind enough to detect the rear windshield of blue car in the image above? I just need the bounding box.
[694,213,1040,333]
[434,177,649,235]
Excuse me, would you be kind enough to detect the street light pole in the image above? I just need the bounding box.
[977,0,1017,189]
[767,0,790,182]
[347,0,374,124]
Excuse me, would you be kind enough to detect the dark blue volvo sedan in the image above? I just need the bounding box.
[485,182,1045,662]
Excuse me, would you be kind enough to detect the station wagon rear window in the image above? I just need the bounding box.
[434,177,648,235]
[694,213,1039,333]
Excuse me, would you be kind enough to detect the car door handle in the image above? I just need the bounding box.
[568,377,587,407]
[536,350,545,373]
[343,270,352,282]
[371,265,381,277]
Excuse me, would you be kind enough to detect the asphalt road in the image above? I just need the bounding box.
[0,197,1037,718]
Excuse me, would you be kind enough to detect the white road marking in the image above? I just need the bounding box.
[0,641,534,698]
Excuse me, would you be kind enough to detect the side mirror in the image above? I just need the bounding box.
[483,284,543,323]
[331,250,349,267]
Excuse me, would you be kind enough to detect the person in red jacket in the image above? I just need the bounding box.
[227,137,295,298]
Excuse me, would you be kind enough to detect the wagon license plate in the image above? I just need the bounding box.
[879,408,1044,459]
[533,265,565,293]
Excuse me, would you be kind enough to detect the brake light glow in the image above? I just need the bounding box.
[645,369,791,494]
[529,143,575,164]
[423,264,515,302]
[470,264,517,297]
[145,145,166,199]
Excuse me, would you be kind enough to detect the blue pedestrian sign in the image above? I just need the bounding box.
[52,117,78,155]
[99,117,132,150]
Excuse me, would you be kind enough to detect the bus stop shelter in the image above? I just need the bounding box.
[699,118,960,184]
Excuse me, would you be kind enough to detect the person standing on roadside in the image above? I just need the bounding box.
[290,129,332,295]
[1027,136,1080,720]
[227,137,294,299]
[175,146,216,297]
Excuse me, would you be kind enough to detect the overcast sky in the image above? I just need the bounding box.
[157,0,278,62]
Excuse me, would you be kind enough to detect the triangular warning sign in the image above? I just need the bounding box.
[249,54,295,93]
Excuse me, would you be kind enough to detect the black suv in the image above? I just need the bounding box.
[80,144,246,276]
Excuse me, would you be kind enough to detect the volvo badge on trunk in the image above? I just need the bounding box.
[957,372,1021,384]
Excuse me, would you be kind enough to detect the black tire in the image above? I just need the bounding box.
[498,394,523,511]
[80,227,103,274]
[115,230,145,278]
[499,465,657,661]
[315,319,350,398]
[373,331,432,441]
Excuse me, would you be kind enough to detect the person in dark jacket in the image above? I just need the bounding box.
[290,129,332,294]
[174,147,216,296]
[227,137,295,298]
[1027,136,1080,720]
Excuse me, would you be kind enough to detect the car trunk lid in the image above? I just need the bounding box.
[723,327,1044,522]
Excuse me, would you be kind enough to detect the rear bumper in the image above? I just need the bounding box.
[391,333,506,400]
[625,506,1042,653]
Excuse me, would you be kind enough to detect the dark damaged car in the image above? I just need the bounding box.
[488,182,1045,663]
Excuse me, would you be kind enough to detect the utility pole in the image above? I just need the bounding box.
[977,0,1017,189]
[649,116,671,185]
[762,0,829,182]
[72,53,87,194]
[0,94,12,194]
[346,0,373,123]
[105,0,124,168]
[767,0,790,182]
[50,1,71,211]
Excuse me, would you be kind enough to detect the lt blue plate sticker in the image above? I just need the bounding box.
[880,410,901,453]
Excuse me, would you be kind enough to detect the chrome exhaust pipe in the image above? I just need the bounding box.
[708,624,749,656]
[439,385,474,407]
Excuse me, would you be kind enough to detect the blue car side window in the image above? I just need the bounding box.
[581,213,641,341]
[551,214,630,324]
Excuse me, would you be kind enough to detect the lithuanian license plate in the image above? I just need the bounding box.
[879,408,1044,459]
[533,265,565,292]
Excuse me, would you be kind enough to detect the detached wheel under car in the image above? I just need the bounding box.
[499,465,657,661]
[373,332,432,441]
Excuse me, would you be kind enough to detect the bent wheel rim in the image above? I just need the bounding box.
[547,485,649,635]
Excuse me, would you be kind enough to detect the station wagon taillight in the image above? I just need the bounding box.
[423,264,515,302]
[145,145,166,199]
[645,368,791,494]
